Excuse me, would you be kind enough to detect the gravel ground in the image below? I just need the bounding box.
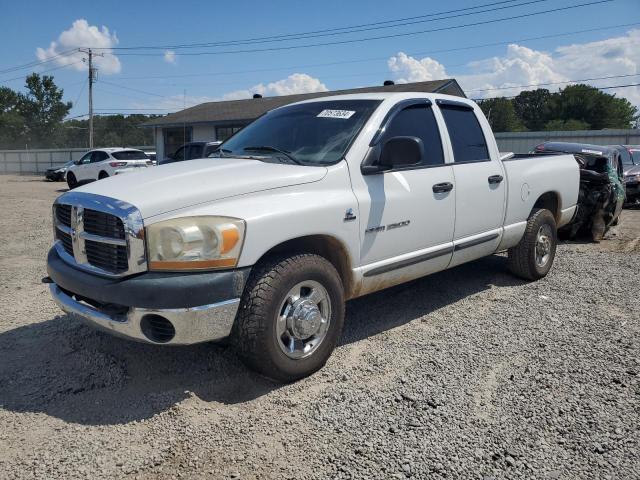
[0,175,638,480]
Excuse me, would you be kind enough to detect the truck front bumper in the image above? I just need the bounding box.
[47,247,251,345]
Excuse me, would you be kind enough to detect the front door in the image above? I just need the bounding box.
[351,101,456,294]
[74,151,94,181]
[437,101,506,267]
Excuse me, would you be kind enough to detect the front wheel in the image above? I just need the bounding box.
[508,208,557,281]
[66,172,78,190]
[233,253,345,382]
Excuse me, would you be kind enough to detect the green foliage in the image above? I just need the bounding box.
[483,84,638,132]
[0,74,157,149]
[543,119,591,131]
[19,74,72,144]
[0,87,25,148]
[58,114,158,148]
[513,89,553,131]
[549,84,637,130]
[478,97,525,133]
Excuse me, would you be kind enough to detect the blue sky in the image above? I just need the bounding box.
[1,0,639,117]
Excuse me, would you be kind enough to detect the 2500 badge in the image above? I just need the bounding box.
[365,220,410,234]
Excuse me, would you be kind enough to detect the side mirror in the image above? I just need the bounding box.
[380,136,423,168]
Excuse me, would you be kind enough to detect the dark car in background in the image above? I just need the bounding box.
[44,160,74,181]
[160,141,222,165]
[611,145,640,205]
[534,142,625,240]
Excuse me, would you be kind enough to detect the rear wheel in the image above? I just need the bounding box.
[508,208,557,281]
[233,253,345,382]
[66,172,77,190]
[98,171,109,180]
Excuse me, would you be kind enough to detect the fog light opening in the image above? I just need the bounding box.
[140,314,176,343]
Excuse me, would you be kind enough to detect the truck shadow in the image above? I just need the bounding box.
[0,255,524,426]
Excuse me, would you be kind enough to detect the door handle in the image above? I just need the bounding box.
[432,182,453,193]
[488,175,504,184]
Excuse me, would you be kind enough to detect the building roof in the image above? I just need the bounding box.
[144,79,464,127]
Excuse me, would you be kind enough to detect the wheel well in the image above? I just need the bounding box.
[99,171,108,178]
[257,235,354,299]
[533,192,560,222]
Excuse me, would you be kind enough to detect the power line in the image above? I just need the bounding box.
[475,82,640,100]
[72,78,88,107]
[0,49,79,75]
[114,1,614,57]
[466,73,640,92]
[0,60,84,84]
[99,79,168,98]
[105,0,553,51]
[113,22,640,84]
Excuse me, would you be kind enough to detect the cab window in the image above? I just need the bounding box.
[440,105,489,163]
[382,104,444,166]
[79,152,92,164]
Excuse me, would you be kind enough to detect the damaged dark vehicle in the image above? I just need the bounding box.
[534,142,625,241]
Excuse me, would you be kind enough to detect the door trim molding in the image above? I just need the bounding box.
[454,232,500,251]
[363,245,454,277]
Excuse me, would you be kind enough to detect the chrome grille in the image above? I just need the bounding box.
[56,229,73,256]
[84,209,125,239]
[53,193,146,278]
[56,204,72,227]
[85,239,128,273]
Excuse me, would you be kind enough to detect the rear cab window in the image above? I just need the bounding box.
[439,103,489,163]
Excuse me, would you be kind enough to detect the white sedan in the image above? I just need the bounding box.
[66,148,152,189]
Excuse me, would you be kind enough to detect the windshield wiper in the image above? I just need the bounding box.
[243,146,302,165]
[215,148,232,158]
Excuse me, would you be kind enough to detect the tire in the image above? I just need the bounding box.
[233,253,345,382]
[508,208,557,281]
[66,173,77,190]
[98,171,109,180]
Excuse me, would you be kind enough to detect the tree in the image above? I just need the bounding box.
[19,73,71,146]
[550,84,638,130]
[543,119,590,131]
[513,89,553,131]
[478,97,525,132]
[0,87,24,148]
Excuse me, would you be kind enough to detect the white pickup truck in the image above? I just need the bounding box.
[47,92,579,381]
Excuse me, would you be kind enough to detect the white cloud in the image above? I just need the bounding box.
[164,50,176,64]
[387,29,640,106]
[387,52,448,84]
[131,73,328,112]
[221,73,328,100]
[36,19,121,75]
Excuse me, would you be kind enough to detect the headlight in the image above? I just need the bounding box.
[146,216,245,271]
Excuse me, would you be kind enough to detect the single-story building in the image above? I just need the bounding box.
[143,79,465,159]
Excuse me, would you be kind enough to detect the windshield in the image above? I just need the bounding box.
[112,150,148,160]
[216,100,381,165]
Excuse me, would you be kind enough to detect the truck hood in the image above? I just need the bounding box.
[75,157,327,218]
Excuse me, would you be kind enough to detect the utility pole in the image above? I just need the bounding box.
[79,48,102,148]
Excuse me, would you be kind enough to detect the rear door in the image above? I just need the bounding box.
[436,100,506,267]
[89,151,110,179]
